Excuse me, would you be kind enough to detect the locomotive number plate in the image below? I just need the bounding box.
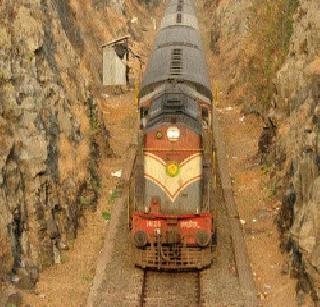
[147,221,161,228]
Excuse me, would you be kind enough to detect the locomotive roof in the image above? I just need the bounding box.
[154,26,202,50]
[165,0,196,16]
[140,0,212,102]
[145,89,201,134]
[140,45,211,100]
[160,13,199,30]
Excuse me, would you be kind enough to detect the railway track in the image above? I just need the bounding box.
[87,118,258,306]
[87,130,257,307]
[87,0,257,303]
[140,270,201,307]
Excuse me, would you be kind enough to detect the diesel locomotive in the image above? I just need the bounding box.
[129,0,216,269]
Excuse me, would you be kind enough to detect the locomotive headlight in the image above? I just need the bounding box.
[167,126,180,141]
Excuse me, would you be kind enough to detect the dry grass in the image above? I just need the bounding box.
[0,235,13,280]
[240,0,299,114]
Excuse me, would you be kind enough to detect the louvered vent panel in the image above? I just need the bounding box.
[176,13,182,24]
[177,0,184,12]
[170,48,183,75]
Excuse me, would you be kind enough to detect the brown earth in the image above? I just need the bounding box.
[216,104,300,306]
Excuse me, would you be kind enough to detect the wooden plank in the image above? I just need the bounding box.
[212,106,258,307]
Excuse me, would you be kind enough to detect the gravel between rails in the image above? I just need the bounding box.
[142,271,200,307]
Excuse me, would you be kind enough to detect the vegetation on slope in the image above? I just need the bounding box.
[242,0,299,114]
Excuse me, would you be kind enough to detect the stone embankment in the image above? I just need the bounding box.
[0,1,107,299]
[0,0,94,294]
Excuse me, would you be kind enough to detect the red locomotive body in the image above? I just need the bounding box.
[129,0,215,270]
[129,89,215,269]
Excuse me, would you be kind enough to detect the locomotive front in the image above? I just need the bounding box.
[129,0,215,269]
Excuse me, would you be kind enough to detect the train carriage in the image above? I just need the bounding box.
[129,0,216,270]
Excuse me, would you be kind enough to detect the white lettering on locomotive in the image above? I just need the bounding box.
[180,221,199,228]
[147,220,161,228]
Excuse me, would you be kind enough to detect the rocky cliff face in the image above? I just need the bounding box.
[0,0,161,298]
[206,0,251,100]
[0,0,98,291]
[208,0,320,302]
[272,0,320,301]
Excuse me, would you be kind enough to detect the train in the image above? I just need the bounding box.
[129,0,216,270]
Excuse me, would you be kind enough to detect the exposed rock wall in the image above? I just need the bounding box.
[271,0,320,301]
[206,0,251,99]
[0,0,161,299]
[207,0,320,302]
[0,0,102,291]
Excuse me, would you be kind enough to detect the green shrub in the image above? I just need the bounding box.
[102,211,111,221]
[270,178,278,196]
[80,195,88,206]
[108,189,120,205]
[261,163,271,175]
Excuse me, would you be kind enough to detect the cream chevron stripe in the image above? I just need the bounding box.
[144,153,202,202]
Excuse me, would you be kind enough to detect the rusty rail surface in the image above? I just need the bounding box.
[87,146,137,307]
[212,105,258,307]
